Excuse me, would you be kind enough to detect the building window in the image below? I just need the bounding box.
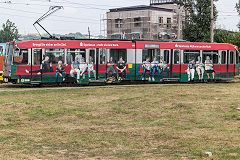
[111,34,121,39]
[134,17,141,27]
[115,19,123,28]
[131,33,141,39]
[167,18,171,29]
[159,17,163,27]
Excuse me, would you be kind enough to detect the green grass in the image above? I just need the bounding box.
[0,83,240,159]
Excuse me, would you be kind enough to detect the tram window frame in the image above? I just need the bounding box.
[45,48,65,65]
[236,51,239,64]
[89,49,96,64]
[7,44,13,65]
[229,51,234,64]
[99,48,107,64]
[164,50,170,64]
[13,48,28,65]
[202,50,219,64]
[0,46,3,56]
[142,49,160,62]
[110,49,127,63]
[173,50,180,64]
[221,51,227,64]
[67,48,86,61]
[183,50,200,64]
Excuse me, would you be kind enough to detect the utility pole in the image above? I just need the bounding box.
[88,27,91,39]
[177,6,183,40]
[210,0,214,43]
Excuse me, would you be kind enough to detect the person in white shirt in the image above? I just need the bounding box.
[142,57,151,80]
[151,57,161,81]
[196,56,205,80]
[79,57,87,79]
[87,56,96,80]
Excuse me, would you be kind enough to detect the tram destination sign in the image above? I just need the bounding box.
[145,44,160,49]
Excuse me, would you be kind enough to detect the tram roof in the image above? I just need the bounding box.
[15,39,238,51]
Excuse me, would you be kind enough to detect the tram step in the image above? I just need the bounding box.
[89,80,105,83]
[162,78,180,82]
[31,81,41,84]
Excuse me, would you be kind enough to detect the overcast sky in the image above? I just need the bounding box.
[0,0,239,35]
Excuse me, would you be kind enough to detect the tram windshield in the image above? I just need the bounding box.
[13,48,28,64]
[0,46,3,56]
[5,43,13,65]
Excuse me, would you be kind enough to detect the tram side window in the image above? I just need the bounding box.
[89,49,95,64]
[221,51,227,64]
[142,49,160,62]
[13,49,28,64]
[0,46,3,56]
[183,50,200,64]
[203,50,218,64]
[230,51,234,64]
[100,48,107,64]
[174,50,180,64]
[45,48,65,64]
[236,51,239,64]
[164,50,170,64]
[67,48,86,63]
[110,49,127,63]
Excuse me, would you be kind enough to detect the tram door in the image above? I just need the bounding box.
[163,49,171,77]
[172,49,181,79]
[31,48,42,82]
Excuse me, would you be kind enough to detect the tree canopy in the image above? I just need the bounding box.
[174,0,218,42]
[0,19,19,43]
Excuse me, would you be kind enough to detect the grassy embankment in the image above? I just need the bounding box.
[0,83,240,159]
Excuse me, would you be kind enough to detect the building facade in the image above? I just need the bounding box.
[106,0,185,40]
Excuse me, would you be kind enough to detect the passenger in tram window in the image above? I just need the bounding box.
[116,57,127,80]
[76,53,82,64]
[187,59,196,81]
[79,57,87,79]
[106,57,116,78]
[205,56,215,80]
[159,56,169,78]
[87,56,96,80]
[151,57,161,81]
[25,56,53,75]
[66,52,73,65]
[70,56,80,81]
[100,56,106,64]
[56,61,66,82]
[142,57,151,80]
[196,56,205,80]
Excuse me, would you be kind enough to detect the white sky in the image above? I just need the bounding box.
[0,0,239,35]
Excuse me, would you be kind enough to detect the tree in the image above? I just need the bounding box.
[173,0,218,42]
[0,19,19,43]
[236,1,240,31]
